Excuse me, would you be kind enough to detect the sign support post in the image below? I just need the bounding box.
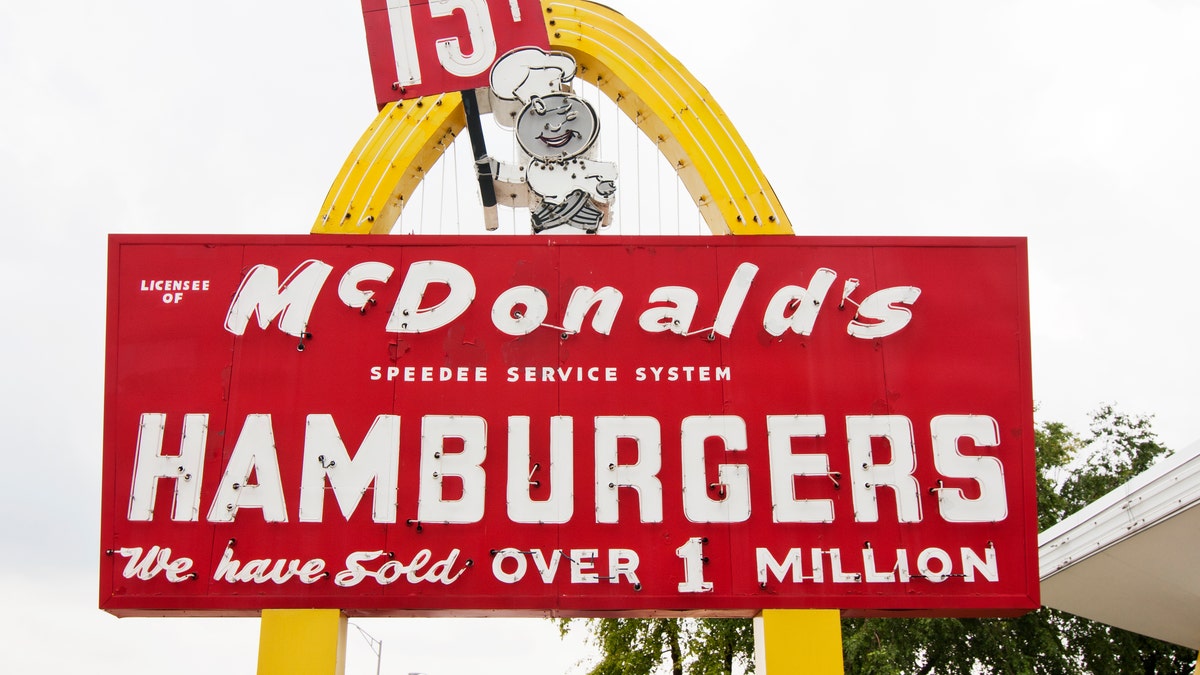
[460,88,500,231]
[756,610,844,674]
[257,609,347,675]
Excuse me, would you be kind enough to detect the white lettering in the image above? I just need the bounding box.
[712,262,759,337]
[762,268,837,337]
[756,547,806,584]
[431,0,498,78]
[492,548,527,584]
[766,415,833,523]
[608,549,640,585]
[675,537,713,593]
[117,546,194,582]
[417,415,487,523]
[207,415,289,523]
[681,416,750,523]
[562,286,623,335]
[638,286,699,334]
[594,417,663,523]
[847,286,921,339]
[127,413,207,522]
[917,547,954,583]
[338,261,394,310]
[299,415,401,523]
[387,260,476,334]
[492,285,548,335]
[847,415,921,523]
[224,260,333,337]
[931,415,1007,522]
[213,543,325,585]
[962,545,999,582]
[336,548,466,587]
[507,416,574,523]
[570,549,599,584]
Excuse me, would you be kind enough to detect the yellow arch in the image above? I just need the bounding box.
[312,0,793,236]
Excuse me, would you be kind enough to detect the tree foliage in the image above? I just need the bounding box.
[561,407,1198,674]
[557,617,751,675]
[843,405,1196,674]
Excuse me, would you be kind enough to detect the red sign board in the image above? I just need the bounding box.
[101,235,1037,617]
[359,0,549,107]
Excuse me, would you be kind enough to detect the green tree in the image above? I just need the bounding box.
[557,618,688,675]
[562,407,1197,674]
[688,619,755,675]
[843,406,1196,674]
[558,616,756,674]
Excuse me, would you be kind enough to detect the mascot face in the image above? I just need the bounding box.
[515,93,600,161]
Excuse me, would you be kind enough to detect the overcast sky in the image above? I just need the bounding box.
[3,1,1199,673]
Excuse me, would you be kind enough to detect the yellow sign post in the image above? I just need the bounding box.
[258,609,347,675]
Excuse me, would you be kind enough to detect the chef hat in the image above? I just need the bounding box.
[490,47,578,104]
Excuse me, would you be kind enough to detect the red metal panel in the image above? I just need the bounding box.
[100,235,1037,617]
[359,0,549,107]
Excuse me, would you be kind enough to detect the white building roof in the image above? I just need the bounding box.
[1039,440,1200,648]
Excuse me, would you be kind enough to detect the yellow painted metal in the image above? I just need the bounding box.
[257,609,348,675]
[314,94,466,234]
[543,0,791,235]
[754,609,844,674]
[312,0,793,236]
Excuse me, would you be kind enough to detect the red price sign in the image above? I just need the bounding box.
[359,0,550,107]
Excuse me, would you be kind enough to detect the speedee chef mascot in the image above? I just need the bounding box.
[484,47,617,233]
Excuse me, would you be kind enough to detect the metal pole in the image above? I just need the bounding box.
[460,88,500,230]
[351,622,383,675]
